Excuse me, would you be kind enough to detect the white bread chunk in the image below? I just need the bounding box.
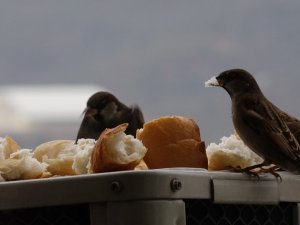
[33,140,78,175]
[73,139,96,174]
[205,76,219,87]
[33,139,96,176]
[0,149,47,180]
[206,134,263,170]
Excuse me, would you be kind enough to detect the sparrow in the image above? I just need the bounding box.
[75,91,144,142]
[205,68,300,174]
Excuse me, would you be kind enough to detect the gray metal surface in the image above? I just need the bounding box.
[0,169,300,225]
[0,169,299,209]
[0,169,210,210]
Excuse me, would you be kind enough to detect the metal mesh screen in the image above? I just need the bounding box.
[0,204,90,225]
[185,200,295,225]
[0,200,295,225]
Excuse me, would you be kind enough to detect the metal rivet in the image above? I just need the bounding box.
[170,178,182,192]
[111,181,123,193]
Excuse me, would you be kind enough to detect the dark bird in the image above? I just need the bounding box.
[76,91,144,142]
[205,68,300,174]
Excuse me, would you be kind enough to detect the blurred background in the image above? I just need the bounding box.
[0,1,300,148]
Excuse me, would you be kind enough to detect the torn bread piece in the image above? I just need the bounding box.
[73,138,96,174]
[91,123,148,173]
[33,140,78,175]
[0,149,48,180]
[33,139,96,176]
[206,134,263,171]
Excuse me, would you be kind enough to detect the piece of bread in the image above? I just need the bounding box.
[0,149,48,180]
[0,136,46,181]
[206,134,263,170]
[136,116,208,169]
[33,139,96,176]
[73,139,97,174]
[91,123,148,173]
[0,136,20,160]
[33,140,78,175]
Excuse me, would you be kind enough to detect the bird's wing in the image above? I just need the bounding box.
[117,105,144,137]
[75,116,104,142]
[128,105,144,130]
[277,108,300,141]
[243,98,300,161]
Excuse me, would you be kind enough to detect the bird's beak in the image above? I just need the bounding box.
[205,76,220,87]
[82,107,98,117]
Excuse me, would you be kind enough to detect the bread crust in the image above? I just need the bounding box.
[136,116,208,169]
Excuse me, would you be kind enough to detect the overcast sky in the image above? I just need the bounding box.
[1,1,300,145]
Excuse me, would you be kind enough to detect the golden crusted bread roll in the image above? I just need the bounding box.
[136,116,208,169]
[91,123,148,173]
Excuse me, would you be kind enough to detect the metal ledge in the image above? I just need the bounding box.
[0,169,299,210]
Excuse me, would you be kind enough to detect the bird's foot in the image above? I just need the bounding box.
[228,164,282,181]
[228,165,261,180]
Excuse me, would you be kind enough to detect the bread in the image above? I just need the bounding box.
[73,139,97,174]
[33,140,78,175]
[0,149,48,180]
[91,123,148,173]
[0,125,147,179]
[33,139,96,176]
[136,116,208,169]
[33,126,147,175]
[0,137,47,181]
[206,134,263,170]
[0,136,20,160]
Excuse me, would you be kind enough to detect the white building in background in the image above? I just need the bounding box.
[0,85,105,148]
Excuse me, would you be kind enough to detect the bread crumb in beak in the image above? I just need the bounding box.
[205,76,219,87]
